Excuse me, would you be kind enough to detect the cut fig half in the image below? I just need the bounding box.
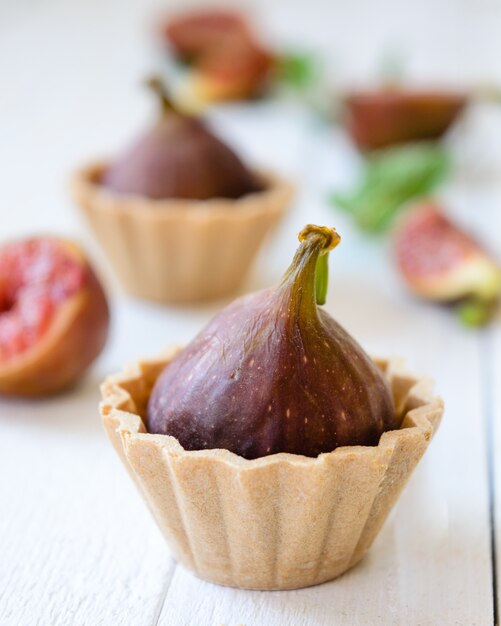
[163,9,249,63]
[395,203,501,325]
[0,237,110,396]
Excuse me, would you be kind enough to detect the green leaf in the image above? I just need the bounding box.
[276,52,318,89]
[330,143,450,232]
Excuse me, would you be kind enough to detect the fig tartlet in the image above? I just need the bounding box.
[72,79,293,304]
[101,225,443,589]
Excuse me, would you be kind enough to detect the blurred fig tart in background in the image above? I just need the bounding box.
[0,237,109,396]
[71,78,293,304]
[101,225,443,590]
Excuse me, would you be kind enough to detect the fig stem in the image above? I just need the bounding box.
[298,224,340,251]
[296,224,341,305]
[315,253,329,305]
[145,76,177,115]
[457,298,497,327]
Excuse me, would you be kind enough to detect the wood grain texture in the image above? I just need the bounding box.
[0,381,175,626]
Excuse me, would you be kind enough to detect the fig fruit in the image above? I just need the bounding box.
[164,9,248,63]
[148,224,397,459]
[102,78,261,200]
[163,9,272,103]
[191,31,272,102]
[395,203,501,325]
[344,89,467,151]
[0,237,110,396]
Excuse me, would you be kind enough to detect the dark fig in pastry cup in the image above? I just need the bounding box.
[71,79,293,303]
[101,225,443,589]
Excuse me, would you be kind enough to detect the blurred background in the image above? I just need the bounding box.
[3,0,501,232]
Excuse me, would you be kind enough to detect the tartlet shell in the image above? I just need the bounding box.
[100,347,443,590]
[71,163,294,303]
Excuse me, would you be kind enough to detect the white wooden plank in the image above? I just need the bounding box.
[0,379,175,626]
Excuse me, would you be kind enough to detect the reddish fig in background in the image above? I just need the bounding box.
[162,9,272,102]
[395,203,501,325]
[164,9,249,62]
[344,89,467,151]
[0,237,110,396]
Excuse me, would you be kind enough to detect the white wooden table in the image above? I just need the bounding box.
[1,1,501,624]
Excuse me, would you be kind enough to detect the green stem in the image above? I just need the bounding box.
[281,225,340,316]
[457,298,497,327]
[315,253,329,305]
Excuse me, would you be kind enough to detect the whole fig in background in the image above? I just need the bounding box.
[148,225,398,459]
[344,89,467,151]
[395,202,501,326]
[102,78,261,200]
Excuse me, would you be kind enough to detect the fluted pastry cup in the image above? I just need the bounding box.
[100,346,443,590]
[71,163,293,303]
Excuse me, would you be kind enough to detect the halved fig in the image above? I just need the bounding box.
[191,32,272,102]
[162,8,273,103]
[0,237,110,396]
[395,203,501,325]
[344,89,467,151]
[163,9,248,63]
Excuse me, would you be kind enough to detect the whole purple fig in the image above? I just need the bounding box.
[103,78,261,200]
[148,224,398,459]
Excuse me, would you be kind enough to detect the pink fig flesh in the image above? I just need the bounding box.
[395,202,501,305]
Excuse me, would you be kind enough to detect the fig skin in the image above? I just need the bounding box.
[163,9,272,102]
[148,225,397,459]
[0,238,110,396]
[344,89,467,151]
[192,32,272,102]
[164,9,249,63]
[102,79,261,201]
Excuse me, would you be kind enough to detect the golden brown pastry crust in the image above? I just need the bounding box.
[71,164,293,303]
[100,347,443,590]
